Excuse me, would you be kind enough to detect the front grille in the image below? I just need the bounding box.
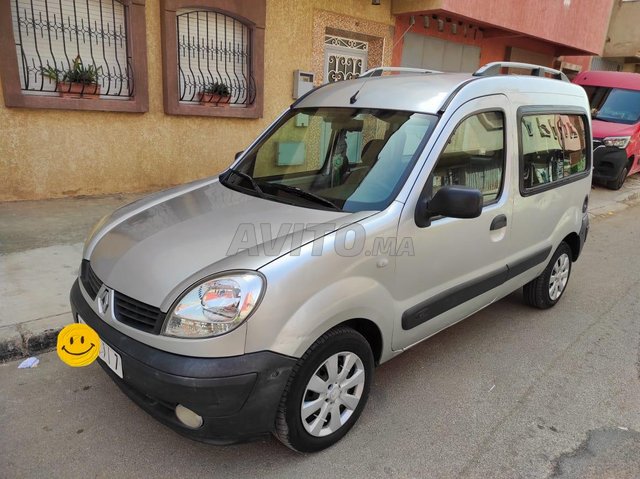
[593,139,604,149]
[80,260,103,300]
[114,292,164,334]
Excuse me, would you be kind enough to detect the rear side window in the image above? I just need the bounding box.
[432,111,505,204]
[520,113,588,193]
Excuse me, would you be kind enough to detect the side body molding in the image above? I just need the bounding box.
[402,246,552,330]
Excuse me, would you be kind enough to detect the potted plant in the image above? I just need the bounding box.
[41,56,102,99]
[199,81,231,106]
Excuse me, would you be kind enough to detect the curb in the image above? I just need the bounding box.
[0,317,67,362]
[624,191,640,205]
[588,190,640,219]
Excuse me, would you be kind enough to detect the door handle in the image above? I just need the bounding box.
[490,214,507,231]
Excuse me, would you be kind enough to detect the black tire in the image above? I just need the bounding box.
[274,326,374,453]
[607,165,628,190]
[523,242,573,309]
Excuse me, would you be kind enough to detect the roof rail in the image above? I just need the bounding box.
[359,67,442,78]
[473,62,569,82]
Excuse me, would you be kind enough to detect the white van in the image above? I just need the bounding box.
[71,62,591,452]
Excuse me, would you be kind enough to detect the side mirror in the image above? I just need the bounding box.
[415,185,483,227]
[235,151,244,160]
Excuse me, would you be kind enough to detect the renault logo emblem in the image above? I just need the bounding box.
[98,288,110,315]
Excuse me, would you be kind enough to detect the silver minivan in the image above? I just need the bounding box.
[71,62,591,452]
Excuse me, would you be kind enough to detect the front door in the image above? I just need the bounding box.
[393,95,513,350]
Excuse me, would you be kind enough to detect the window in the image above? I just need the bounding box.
[176,10,254,105]
[582,86,640,125]
[0,0,148,112]
[160,0,265,118]
[222,108,438,212]
[324,35,368,83]
[431,111,505,204]
[520,113,588,192]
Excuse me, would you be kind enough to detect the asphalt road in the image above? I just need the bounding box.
[2,206,640,479]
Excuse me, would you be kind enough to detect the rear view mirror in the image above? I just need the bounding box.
[428,185,483,218]
[416,185,483,227]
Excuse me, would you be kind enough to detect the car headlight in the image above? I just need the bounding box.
[603,136,630,149]
[162,272,265,338]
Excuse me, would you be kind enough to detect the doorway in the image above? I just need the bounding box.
[323,34,369,83]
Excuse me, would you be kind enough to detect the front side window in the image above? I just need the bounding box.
[582,86,640,125]
[520,113,588,191]
[221,108,438,212]
[431,111,505,204]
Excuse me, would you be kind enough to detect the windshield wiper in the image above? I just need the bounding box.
[266,183,341,211]
[225,168,267,198]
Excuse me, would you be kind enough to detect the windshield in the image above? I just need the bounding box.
[583,86,640,125]
[221,108,438,212]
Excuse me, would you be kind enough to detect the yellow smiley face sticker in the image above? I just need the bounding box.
[56,323,101,367]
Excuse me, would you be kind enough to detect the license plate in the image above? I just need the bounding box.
[78,315,123,379]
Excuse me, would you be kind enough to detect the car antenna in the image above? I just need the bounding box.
[350,15,415,105]
[349,85,365,104]
[350,69,376,104]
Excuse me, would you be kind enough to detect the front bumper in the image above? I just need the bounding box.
[592,146,628,182]
[70,280,295,444]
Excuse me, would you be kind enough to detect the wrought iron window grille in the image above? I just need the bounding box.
[324,35,369,51]
[176,9,255,106]
[324,34,368,83]
[10,0,133,99]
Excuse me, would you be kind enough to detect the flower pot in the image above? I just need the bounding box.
[199,92,231,106]
[57,82,101,99]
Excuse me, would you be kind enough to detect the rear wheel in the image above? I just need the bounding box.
[274,327,374,452]
[523,242,572,309]
[607,165,628,190]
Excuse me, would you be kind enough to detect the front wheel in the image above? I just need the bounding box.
[607,165,628,190]
[274,327,374,452]
[523,242,572,309]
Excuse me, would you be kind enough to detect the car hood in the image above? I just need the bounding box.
[88,179,369,309]
[592,119,638,139]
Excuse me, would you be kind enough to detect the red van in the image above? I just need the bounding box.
[573,71,640,189]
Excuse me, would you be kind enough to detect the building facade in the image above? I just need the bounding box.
[583,0,640,73]
[391,0,614,74]
[0,0,615,201]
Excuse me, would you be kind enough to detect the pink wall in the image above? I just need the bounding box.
[479,36,557,66]
[391,16,564,69]
[437,0,614,55]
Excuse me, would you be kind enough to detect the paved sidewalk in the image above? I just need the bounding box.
[1,178,639,361]
[588,175,640,218]
[0,193,142,360]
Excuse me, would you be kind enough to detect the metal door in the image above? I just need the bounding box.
[401,33,480,73]
[323,35,368,83]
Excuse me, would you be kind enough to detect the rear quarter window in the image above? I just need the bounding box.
[519,112,589,195]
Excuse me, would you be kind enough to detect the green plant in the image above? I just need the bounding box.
[41,56,102,85]
[201,81,231,96]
